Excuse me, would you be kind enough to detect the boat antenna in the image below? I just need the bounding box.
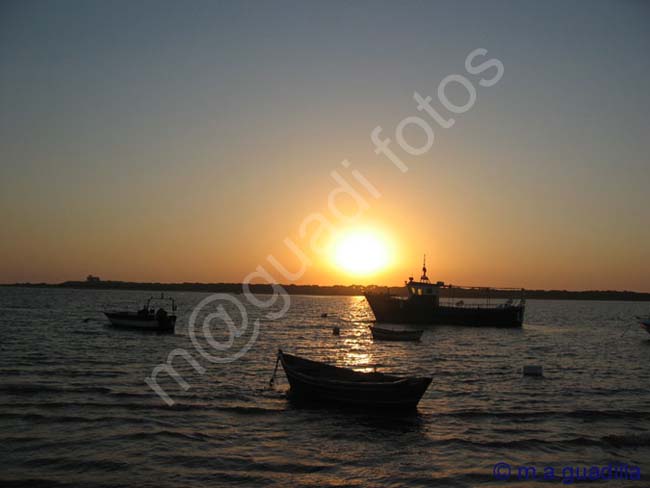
[420,254,429,282]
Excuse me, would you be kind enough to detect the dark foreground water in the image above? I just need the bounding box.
[1,287,649,487]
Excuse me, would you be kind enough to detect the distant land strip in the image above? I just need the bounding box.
[3,280,650,301]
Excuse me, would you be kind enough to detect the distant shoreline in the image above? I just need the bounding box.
[2,281,650,302]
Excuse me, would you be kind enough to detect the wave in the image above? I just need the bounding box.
[0,399,285,417]
[0,384,116,396]
[103,429,209,442]
[213,404,284,415]
[0,384,65,395]
[152,453,331,480]
[603,433,650,447]
[24,457,129,472]
[432,408,650,421]
[0,479,79,488]
[0,410,186,430]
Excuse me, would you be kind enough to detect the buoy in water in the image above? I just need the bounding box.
[523,365,543,377]
[332,326,340,336]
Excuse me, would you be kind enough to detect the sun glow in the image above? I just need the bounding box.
[332,230,390,276]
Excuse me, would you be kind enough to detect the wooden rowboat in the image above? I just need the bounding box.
[369,325,424,341]
[276,350,432,409]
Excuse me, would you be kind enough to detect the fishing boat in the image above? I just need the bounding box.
[369,325,423,341]
[365,258,525,327]
[274,349,432,409]
[104,295,177,332]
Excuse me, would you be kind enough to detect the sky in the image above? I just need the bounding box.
[1,0,649,291]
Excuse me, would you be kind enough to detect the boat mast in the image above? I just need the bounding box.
[420,254,429,282]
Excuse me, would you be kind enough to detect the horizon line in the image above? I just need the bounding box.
[2,279,650,296]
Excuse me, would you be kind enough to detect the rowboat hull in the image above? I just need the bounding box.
[370,326,423,341]
[278,350,432,409]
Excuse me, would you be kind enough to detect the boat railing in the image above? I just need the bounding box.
[444,300,524,309]
[440,285,526,308]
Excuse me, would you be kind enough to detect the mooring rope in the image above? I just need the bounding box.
[269,351,281,388]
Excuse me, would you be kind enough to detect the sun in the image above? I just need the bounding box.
[332,230,390,276]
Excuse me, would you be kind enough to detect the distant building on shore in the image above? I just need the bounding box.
[86,275,101,283]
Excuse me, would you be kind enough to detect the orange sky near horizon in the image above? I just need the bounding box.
[3,158,648,292]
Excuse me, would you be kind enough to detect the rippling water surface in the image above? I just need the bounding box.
[1,287,649,487]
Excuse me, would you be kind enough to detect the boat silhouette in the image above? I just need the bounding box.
[275,350,432,409]
[369,325,424,341]
[104,294,177,333]
[365,257,525,327]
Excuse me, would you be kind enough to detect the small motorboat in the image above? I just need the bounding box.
[275,349,432,409]
[369,325,424,341]
[104,295,177,333]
